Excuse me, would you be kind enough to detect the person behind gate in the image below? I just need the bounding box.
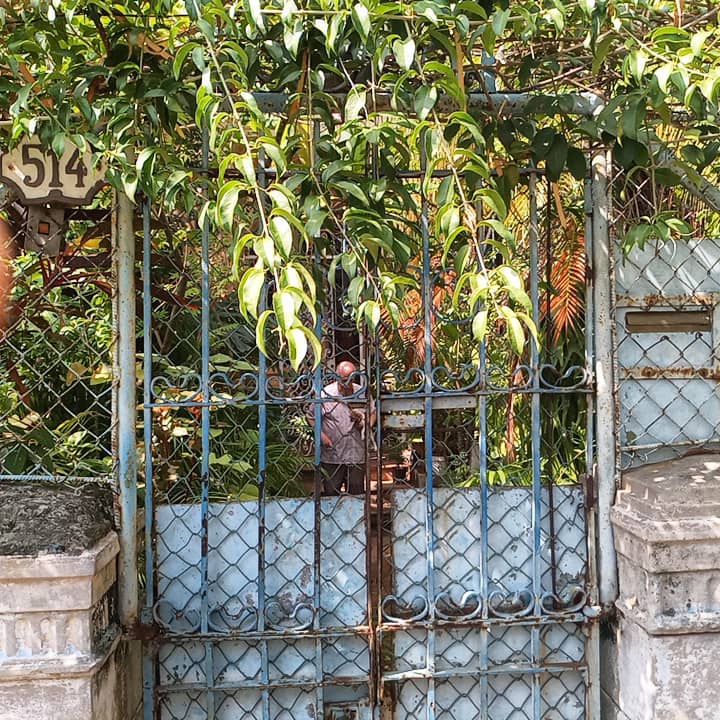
[307,360,375,495]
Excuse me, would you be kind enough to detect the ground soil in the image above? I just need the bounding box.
[0,482,114,556]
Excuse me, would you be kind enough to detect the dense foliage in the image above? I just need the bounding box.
[0,0,718,366]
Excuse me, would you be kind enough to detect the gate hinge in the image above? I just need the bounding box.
[129,618,161,642]
[583,472,595,510]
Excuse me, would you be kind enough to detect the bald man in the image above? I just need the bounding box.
[309,360,372,495]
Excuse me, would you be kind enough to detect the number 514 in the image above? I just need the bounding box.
[22,144,88,189]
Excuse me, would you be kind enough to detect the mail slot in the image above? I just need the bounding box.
[625,309,712,334]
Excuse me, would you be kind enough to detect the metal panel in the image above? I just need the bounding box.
[616,237,720,467]
[385,486,587,719]
[153,498,368,719]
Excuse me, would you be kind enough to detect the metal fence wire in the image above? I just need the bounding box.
[0,192,114,482]
[140,123,597,720]
[613,164,720,469]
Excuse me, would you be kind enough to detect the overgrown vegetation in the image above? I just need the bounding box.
[0,1,718,490]
[1,0,718,364]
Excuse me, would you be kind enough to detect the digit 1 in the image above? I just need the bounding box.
[49,151,62,188]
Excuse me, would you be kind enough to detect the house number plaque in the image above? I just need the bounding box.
[0,137,105,205]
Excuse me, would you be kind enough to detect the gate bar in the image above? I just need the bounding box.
[591,150,619,606]
[528,171,543,719]
[141,198,156,720]
[115,188,139,627]
[420,136,437,720]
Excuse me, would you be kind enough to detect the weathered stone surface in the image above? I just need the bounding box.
[600,617,632,720]
[0,532,119,664]
[0,482,114,556]
[611,454,720,633]
[611,612,720,720]
[0,482,141,719]
[0,531,129,719]
[606,454,720,720]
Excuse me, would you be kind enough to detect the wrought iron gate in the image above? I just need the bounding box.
[140,132,600,719]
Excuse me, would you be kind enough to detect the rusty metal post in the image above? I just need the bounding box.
[591,149,619,607]
[113,188,138,627]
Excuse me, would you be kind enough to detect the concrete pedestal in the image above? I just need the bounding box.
[0,531,126,719]
[0,482,143,719]
[606,454,720,720]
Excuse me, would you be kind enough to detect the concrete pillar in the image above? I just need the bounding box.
[0,484,141,720]
[604,454,720,720]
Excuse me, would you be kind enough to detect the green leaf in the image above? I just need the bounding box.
[269,215,293,259]
[517,312,539,348]
[566,147,587,180]
[546,133,568,181]
[623,223,654,251]
[281,265,303,291]
[256,309,273,358]
[51,134,65,159]
[240,267,265,318]
[479,188,507,221]
[614,138,649,170]
[491,7,510,36]
[135,147,155,175]
[239,154,257,185]
[592,36,613,75]
[283,18,304,57]
[273,290,296,332]
[620,98,646,141]
[531,127,555,160]
[438,203,460,236]
[293,264,317,301]
[351,3,371,42]
[173,42,199,79]
[482,24,497,55]
[261,141,286,175]
[332,180,369,205]
[654,64,673,93]
[287,327,308,370]
[500,306,525,354]
[478,219,514,243]
[472,310,488,342]
[345,85,367,120]
[216,181,241,230]
[348,275,365,305]
[301,326,323,367]
[414,85,437,120]
[664,216,691,235]
[627,49,648,83]
[700,71,720,103]
[691,30,710,57]
[122,172,138,201]
[268,187,293,212]
[497,265,522,290]
[341,252,358,278]
[652,167,682,186]
[393,36,416,71]
[254,234,276,267]
[247,0,265,32]
[359,300,381,329]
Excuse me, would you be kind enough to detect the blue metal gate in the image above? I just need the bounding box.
[139,126,601,719]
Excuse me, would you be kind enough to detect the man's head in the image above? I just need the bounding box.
[336,360,357,394]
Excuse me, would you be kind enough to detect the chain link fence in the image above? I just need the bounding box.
[613,164,720,468]
[0,192,115,482]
